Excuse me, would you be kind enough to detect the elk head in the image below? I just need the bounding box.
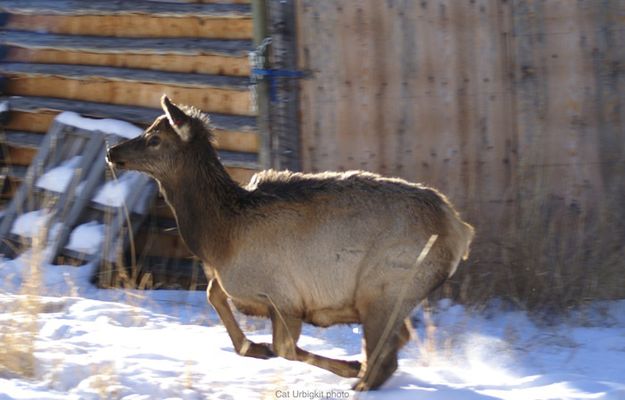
[106,95,215,182]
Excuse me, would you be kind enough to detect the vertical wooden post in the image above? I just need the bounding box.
[267,0,301,171]
[251,0,271,170]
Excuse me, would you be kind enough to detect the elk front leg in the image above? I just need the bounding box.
[207,279,275,359]
[270,308,361,378]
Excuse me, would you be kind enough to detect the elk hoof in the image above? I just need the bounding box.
[244,342,276,359]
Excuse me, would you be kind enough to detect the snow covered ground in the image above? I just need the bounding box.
[1,255,624,400]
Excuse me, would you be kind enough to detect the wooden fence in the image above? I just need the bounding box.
[293,0,625,305]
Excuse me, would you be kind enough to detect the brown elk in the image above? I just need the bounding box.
[106,95,474,391]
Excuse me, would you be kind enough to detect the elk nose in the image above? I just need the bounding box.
[105,144,126,168]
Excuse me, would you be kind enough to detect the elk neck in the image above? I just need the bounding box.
[156,144,245,266]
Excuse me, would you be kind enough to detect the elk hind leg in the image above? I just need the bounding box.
[270,309,361,378]
[355,264,450,391]
[353,301,409,391]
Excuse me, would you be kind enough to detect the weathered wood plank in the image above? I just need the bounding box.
[298,0,515,203]
[214,130,259,153]
[4,75,254,116]
[0,131,43,166]
[0,63,250,89]
[0,0,251,16]
[6,48,251,77]
[5,108,259,153]
[5,14,253,39]
[5,98,260,153]
[1,31,252,56]
[1,146,36,166]
[1,31,253,76]
[4,96,257,132]
[4,110,56,133]
[295,0,625,302]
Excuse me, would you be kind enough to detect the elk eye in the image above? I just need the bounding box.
[147,135,161,147]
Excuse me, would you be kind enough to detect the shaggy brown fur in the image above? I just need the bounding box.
[107,95,474,391]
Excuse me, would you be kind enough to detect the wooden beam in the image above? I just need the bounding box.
[214,129,259,153]
[5,111,259,152]
[4,111,56,133]
[252,0,271,169]
[5,75,255,116]
[1,146,37,166]
[267,0,301,170]
[6,14,253,39]
[6,47,251,77]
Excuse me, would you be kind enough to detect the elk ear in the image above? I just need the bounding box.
[161,95,191,141]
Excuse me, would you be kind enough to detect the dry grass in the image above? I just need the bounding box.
[0,228,46,378]
[447,156,625,314]
[0,164,149,382]
[411,301,439,365]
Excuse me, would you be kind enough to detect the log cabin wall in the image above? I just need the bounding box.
[296,0,625,305]
[0,0,258,288]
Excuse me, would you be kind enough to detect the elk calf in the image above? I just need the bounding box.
[107,96,474,391]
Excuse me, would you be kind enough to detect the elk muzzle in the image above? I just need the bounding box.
[105,136,145,170]
[106,144,126,169]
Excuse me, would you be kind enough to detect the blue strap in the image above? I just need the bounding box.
[251,68,306,78]
[251,68,306,102]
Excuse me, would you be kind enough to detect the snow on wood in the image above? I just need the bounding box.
[11,210,62,250]
[55,111,142,139]
[35,155,82,193]
[66,221,105,255]
[10,209,50,237]
[92,172,141,208]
